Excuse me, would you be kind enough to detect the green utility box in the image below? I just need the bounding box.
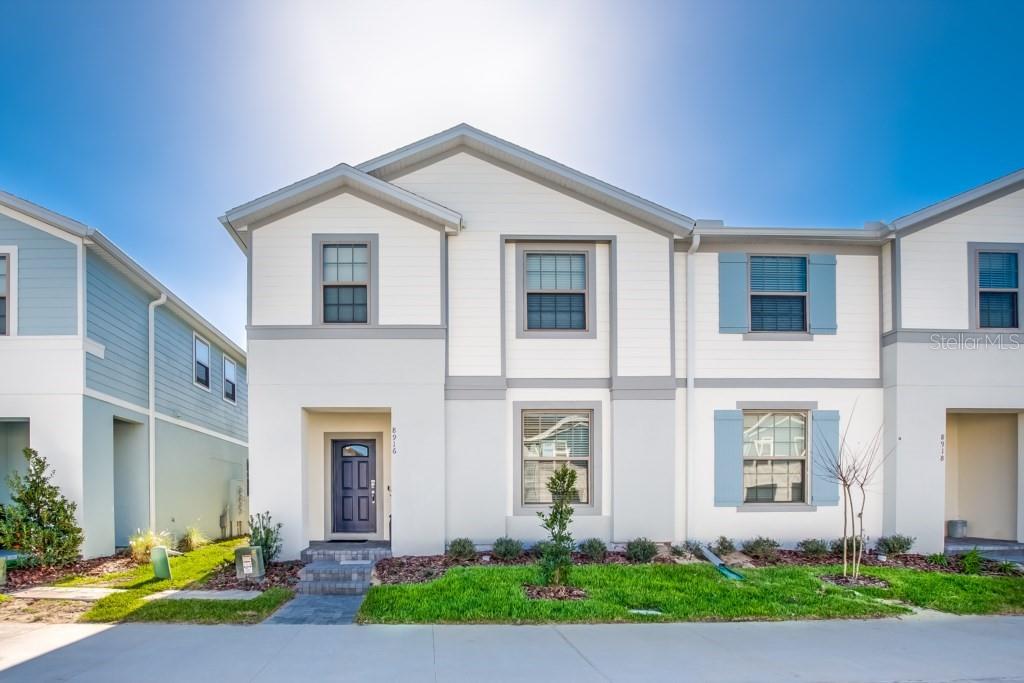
[151,546,174,580]
[0,557,6,587]
[235,546,265,581]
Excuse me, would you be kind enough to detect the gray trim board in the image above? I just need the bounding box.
[882,329,1024,345]
[742,332,814,341]
[892,237,902,331]
[312,233,380,327]
[737,504,818,513]
[515,242,597,339]
[737,401,819,410]
[610,389,675,400]
[695,378,881,388]
[967,242,1023,332]
[512,401,603,516]
[445,389,506,400]
[247,325,445,340]
[687,237,883,254]
[891,168,1024,236]
[508,377,611,389]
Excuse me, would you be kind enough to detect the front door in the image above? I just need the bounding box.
[331,439,377,533]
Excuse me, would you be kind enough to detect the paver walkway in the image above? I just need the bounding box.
[263,594,364,624]
[7,587,124,602]
[1,614,1023,682]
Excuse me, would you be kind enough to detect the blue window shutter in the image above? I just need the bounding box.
[808,253,837,334]
[714,410,743,506]
[811,410,840,506]
[718,252,748,333]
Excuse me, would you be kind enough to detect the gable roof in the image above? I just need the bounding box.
[357,123,696,237]
[890,167,1024,235]
[0,190,245,361]
[219,163,463,252]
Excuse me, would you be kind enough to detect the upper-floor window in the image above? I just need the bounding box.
[525,252,587,330]
[977,250,1019,329]
[749,255,808,332]
[521,409,592,505]
[743,410,807,504]
[322,243,369,324]
[223,356,237,403]
[193,334,211,390]
[0,254,8,336]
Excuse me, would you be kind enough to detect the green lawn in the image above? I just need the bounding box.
[358,563,1024,624]
[60,539,292,624]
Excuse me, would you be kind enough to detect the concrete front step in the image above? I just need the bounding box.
[300,545,392,564]
[298,560,373,582]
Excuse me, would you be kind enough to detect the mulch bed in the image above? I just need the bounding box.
[523,584,587,600]
[201,560,302,591]
[1,554,137,593]
[748,550,960,573]
[821,574,890,589]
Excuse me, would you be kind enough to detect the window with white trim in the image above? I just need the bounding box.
[521,409,592,504]
[193,335,211,389]
[749,256,807,332]
[322,243,369,324]
[0,254,8,336]
[525,252,587,330]
[742,411,807,503]
[223,356,237,403]
[977,251,1019,329]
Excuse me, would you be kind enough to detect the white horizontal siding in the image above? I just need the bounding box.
[900,187,1024,330]
[674,252,687,377]
[503,242,611,378]
[694,252,879,378]
[251,192,441,326]
[393,152,671,378]
[447,231,501,375]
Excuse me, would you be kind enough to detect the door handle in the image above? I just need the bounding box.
[371,479,376,505]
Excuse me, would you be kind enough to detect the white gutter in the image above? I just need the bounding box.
[148,292,167,529]
[684,234,700,541]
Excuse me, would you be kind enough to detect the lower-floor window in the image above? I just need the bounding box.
[521,409,591,504]
[742,410,807,503]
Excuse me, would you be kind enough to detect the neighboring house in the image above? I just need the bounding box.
[220,124,1023,559]
[0,191,248,559]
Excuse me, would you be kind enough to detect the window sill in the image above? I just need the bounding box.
[517,329,597,340]
[513,504,602,517]
[737,503,817,513]
[742,332,814,341]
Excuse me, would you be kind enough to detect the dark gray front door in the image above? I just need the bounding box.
[331,440,376,533]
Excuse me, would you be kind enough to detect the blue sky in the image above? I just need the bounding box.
[2,1,1022,344]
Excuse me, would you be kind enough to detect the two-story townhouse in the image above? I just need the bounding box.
[222,124,1022,560]
[0,191,249,558]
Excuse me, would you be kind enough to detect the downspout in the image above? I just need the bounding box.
[148,292,167,530]
[684,234,700,541]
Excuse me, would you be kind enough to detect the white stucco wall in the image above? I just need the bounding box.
[247,337,445,558]
[687,387,885,545]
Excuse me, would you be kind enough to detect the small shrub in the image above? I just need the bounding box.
[129,529,173,563]
[926,553,949,567]
[711,536,735,557]
[625,537,658,563]
[796,538,830,559]
[578,537,607,562]
[536,465,577,586]
[830,537,863,556]
[446,537,477,561]
[876,534,915,555]
[178,525,209,552]
[960,548,983,575]
[996,561,1019,575]
[672,540,704,558]
[248,511,283,562]
[741,536,780,561]
[0,448,84,567]
[491,537,523,561]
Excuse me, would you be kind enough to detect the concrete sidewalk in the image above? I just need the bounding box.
[1,614,1022,682]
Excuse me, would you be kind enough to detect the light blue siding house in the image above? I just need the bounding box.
[0,190,247,558]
